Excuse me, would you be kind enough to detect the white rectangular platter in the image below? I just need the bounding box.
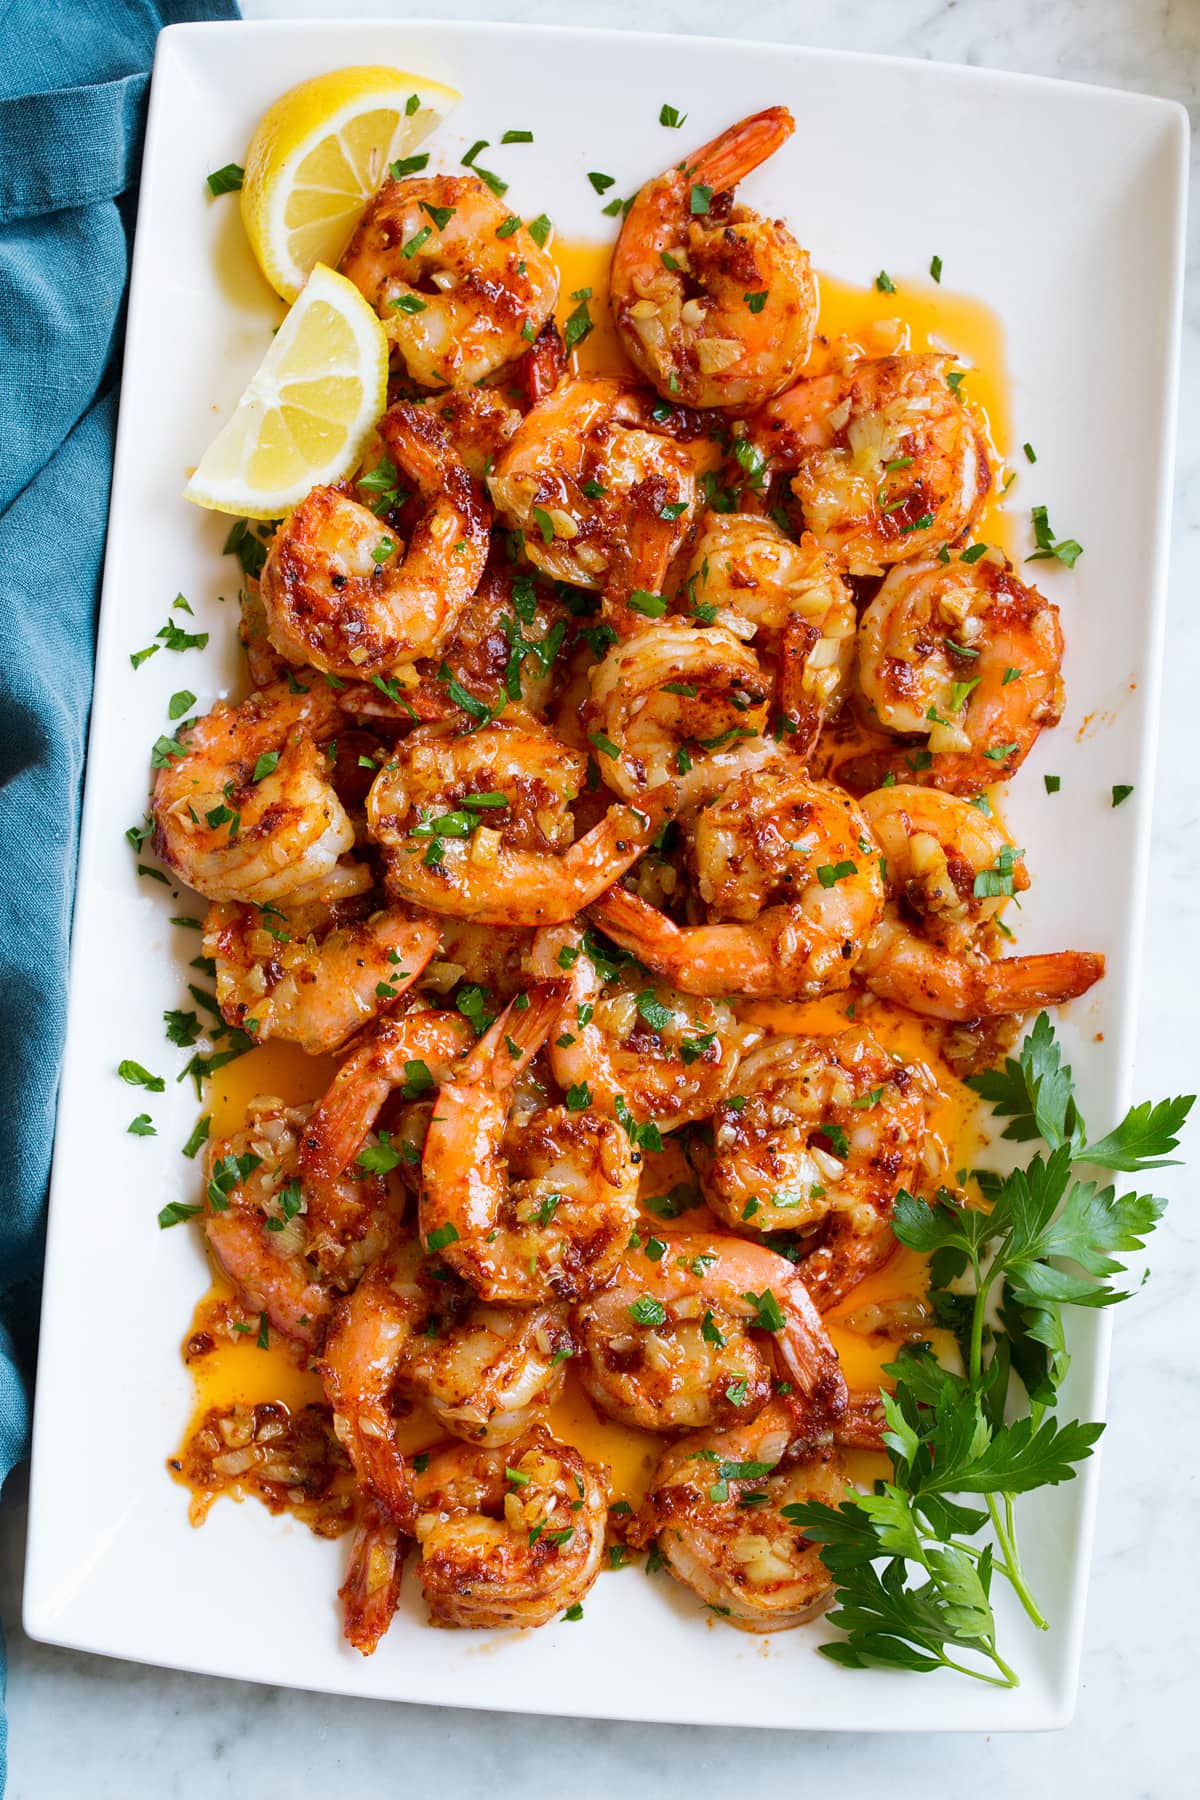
[23,18,1188,1731]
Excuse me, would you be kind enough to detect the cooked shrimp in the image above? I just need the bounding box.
[590,764,885,998]
[403,1301,573,1446]
[692,1028,941,1308]
[575,1230,846,1435]
[259,406,490,679]
[368,715,675,927]
[684,513,856,750]
[487,376,700,588]
[418,917,536,1008]
[203,897,439,1055]
[151,681,359,906]
[611,107,816,411]
[753,354,992,574]
[335,560,569,729]
[410,1427,608,1627]
[203,1098,398,1351]
[420,385,521,484]
[321,1237,441,1528]
[300,1007,474,1187]
[584,616,771,805]
[844,554,1065,793]
[637,1400,845,1630]
[859,784,1104,1020]
[339,174,559,387]
[531,923,745,1131]
[340,1501,405,1655]
[420,986,641,1303]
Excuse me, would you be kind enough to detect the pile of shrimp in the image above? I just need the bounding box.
[158,106,1103,1650]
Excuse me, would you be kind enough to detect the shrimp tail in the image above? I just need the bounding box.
[778,1274,849,1424]
[340,1501,406,1655]
[460,981,569,1086]
[689,105,795,195]
[797,1210,898,1313]
[601,492,681,638]
[515,317,567,407]
[301,1010,473,1184]
[979,950,1105,1018]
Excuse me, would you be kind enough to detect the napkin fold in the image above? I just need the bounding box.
[0,1,239,1786]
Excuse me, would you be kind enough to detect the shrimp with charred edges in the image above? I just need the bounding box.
[163,94,1107,1659]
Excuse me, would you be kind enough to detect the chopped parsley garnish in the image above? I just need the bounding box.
[973,842,1023,898]
[741,1288,785,1333]
[118,1059,164,1092]
[816,860,857,888]
[628,1295,667,1327]
[689,183,712,215]
[930,254,943,283]
[626,589,667,619]
[563,292,594,353]
[875,270,896,293]
[527,213,552,248]
[1027,504,1083,568]
[744,290,768,313]
[659,103,687,128]
[206,163,243,196]
[426,1223,459,1252]
[157,1201,202,1229]
[1112,784,1134,807]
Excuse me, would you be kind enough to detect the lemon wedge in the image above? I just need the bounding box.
[183,263,389,519]
[239,65,460,302]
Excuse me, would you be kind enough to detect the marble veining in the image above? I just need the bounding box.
[3,1,1197,1794]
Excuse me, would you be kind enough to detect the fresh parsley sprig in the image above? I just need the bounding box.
[789,1012,1192,1685]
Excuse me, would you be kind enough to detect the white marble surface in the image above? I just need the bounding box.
[4,0,1198,1792]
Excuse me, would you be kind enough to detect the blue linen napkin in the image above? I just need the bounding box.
[0,0,239,1785]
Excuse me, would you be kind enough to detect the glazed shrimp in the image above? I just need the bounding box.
[152,680,359,906]
[410,1427,608,1627]
[692,1028,942,1309]
[300,1007,474,1187]
[753,354,992,574]
[259,405,490,680]
[420,385,521,484]
[339,174,559,387]
[531,923,745,1131]
[611,107,816,411]
[340,1501,405,1655]
[573,1228,847,1435]
[403,1301,573,1446]
[321,1237,441,1528]
[421,987,641,1303]
[584,616,771,805]
[590,764,885,999]
[859,784,1104,1020]
[367,715,675,927]
[844,555,1065,794]
[684,513,856,750]
[637,1400,845,1630]
[202,1098,398,1352]
[487,376,700,588]
[203,897,439,1055]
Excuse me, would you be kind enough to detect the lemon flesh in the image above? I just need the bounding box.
[240,65,459,302]
[183,263,389,519]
